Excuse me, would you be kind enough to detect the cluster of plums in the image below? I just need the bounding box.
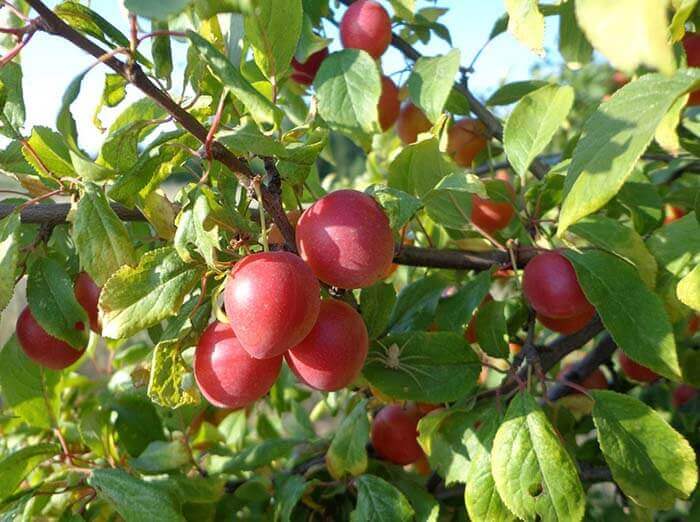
[290,0,492,170]
[464,250,697,395]
[194,189,396,409]
[16,272,100,370]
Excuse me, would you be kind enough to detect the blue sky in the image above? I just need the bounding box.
[16,1,561,152]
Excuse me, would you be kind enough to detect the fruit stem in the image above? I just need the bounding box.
[252,176,269,252]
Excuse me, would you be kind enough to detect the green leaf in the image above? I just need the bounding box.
[389,0,416,20]
[94,73,128,120]
[418,408,479,485]
[0,212,21,313]
[244,0,302,83]
[351,475,414,522]
[131,440,190,474]
[326,400,369,479]
[647,213,700,276]
[27,257,89,349]
[142,190,177,240]
[435,270,492,331]
[218,118,286,157]
[0,63,24,137]
[380,475,438,522]
[558,70,700,233]
[72,182,135,286]
[55,2,151,66]
[174,186,221,267]
[591,390,698,508]
[677,264,700,312]
[617,175,663,235]
[99,247,203,339]
[360,283,397,339]
[504,0,545,55]
[670,0,699,42]
[388,275,446,333]
[98,98,167,171]
[0,444,59,501]
[0,336,60,429]
[151,21,173,81]
[569,215,658,289]
[314,49,381,137]
[123,0,190,20]
[388,138,454,197]
[187,30,282,126]
[423,172,485,230]
[575,0,675,75]
[558,0,592,68]
[491,392,585,522]
[464,410,515,522]
[109,133,198,207]
[486,80,549,106]
[56,71,87,152]
[363,332,480,402]
[504,84,574,180]
[655,94,686,154]
[22,126,75,179]
[365,185,422,232]
[219,409,247,449]
[407,49,461,123]
[475,300,509,359]
[274,474,310,522]
[148,339,200,409]
[112,393,165,457]
[564,250,681,380]
[88,468,185,522]
[210,439,300,474]
[70,151,116,181]
[278,132,328,185]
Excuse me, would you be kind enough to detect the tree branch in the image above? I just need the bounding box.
[0,203,534,271]
[547,335,617,401]
[24,0,296,251]
[480,315,605,400]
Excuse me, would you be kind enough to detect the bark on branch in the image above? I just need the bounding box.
[0,203,535,271]
[547,335,618,401]
[25,0,296,250]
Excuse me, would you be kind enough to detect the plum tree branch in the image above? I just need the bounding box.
[0,202,535,270]
[23,0,297,251]
[480,315,605,401]
[547,335,617,401]
[337,0,549,179]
